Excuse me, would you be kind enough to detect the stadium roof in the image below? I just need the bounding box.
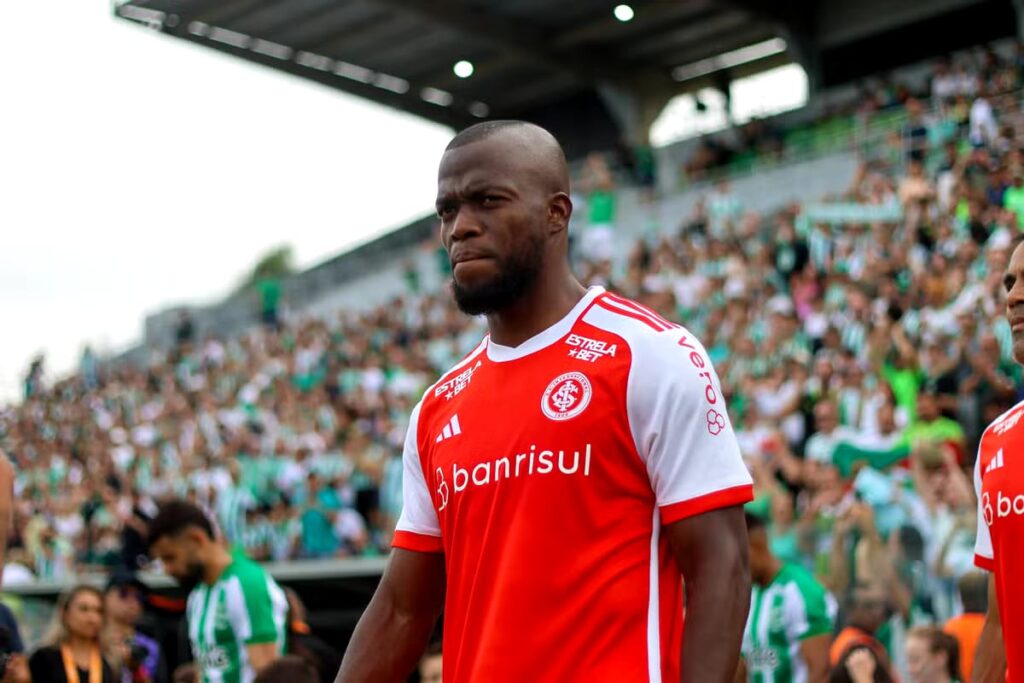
[114,0,1016,155]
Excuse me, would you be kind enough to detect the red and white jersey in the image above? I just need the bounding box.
[974,397,1024,681]
[394,287,753,682]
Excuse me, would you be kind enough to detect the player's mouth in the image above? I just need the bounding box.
[1011,315,1024,332]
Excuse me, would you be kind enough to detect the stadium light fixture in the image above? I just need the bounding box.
[469,102,490,118]
[454,60,475,78]
[614,5,634,22]
[422,87,454,107]
[672,37,788,81]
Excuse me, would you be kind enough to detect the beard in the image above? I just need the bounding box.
[175,560,206,592]
[451,235,545,316]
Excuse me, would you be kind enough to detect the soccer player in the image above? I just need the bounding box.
[337,121,754,682]
[148,500,288,683]
[739,513,834,683]
[974,238,1024,681]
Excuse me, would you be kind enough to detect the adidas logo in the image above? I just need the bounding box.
[435,414,462,443]
[984,448,1005,475]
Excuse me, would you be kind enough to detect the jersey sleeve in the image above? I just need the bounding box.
[627,328,753,525]
[228,569,284,645]
[974,448,994,570]
[393,401,444,553]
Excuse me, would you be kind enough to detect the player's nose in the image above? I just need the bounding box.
[450,207,484,242]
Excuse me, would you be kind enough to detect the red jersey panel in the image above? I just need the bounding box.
[394,287,753,682]
[974,397,1024,681]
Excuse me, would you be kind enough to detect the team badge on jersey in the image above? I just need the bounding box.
[541,372,592,421]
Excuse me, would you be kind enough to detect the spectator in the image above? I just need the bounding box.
[252,656,317,683]
[830,582,893,673]
[904,626,959,683]
[283,589,341,683]
[577,153,616,264]
[418,641,442,683]
[830,645,895,683]
[104,569,163,683]
[942,572,987,683]
[29,585,118,683]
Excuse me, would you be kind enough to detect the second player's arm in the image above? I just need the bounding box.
[246,643,279,672]
[971,573,1006,683]
[667,505,750,683]
[800,634,831,683]
[335,548,445,683]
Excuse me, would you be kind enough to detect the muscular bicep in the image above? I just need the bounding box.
[380,548,446,619]
[665,505,749,581]
[799,634,831,683]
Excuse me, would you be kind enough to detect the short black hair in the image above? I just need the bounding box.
[147,500,215,547]
[445,120,531,151]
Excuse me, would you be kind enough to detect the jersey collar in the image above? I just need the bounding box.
[486,286,604,363]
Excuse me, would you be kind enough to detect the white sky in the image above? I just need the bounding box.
[0,2,807,404]
[0,1,454,403]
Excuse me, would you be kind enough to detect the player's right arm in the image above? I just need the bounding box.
[336,401,446,682]
[972,443,1005,683]
[335,548,445,683]
[971,573,1005,683]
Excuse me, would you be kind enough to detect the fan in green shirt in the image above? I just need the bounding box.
[1004,175,1024,225]
[741,514,836,683]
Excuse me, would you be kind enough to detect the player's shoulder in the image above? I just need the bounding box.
[228,552,270,585]
[581,291,696,352]
[981,396,1024,443]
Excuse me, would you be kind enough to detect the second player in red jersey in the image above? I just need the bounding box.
[974,238,1024,682]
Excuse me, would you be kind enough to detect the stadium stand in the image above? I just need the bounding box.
[4,34,1024,679]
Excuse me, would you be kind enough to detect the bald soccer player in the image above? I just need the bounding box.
[336,121,753,683]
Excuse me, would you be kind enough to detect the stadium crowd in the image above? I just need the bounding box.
[0,40,1023,681]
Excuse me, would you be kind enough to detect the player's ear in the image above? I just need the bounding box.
[547,192,572,235]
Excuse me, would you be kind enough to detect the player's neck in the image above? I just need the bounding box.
[202,545,233,585]
[487,270,587,348]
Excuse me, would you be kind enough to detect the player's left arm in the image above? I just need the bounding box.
[799,635,831,683]
[629,327,754,683]
[666,506,750,683]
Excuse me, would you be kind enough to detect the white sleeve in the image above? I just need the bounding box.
[393,402,443,551]
[974,449,994,569]
[627,328,753,525]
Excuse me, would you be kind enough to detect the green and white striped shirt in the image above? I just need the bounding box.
[742,563,837,683]
[186,553,288,683]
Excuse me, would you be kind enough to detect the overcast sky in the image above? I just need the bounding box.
[0,1,454,402]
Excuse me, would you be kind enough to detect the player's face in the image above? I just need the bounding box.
[150,534,205,590]
[437,137,547,315]
[1004,242,1024,364]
